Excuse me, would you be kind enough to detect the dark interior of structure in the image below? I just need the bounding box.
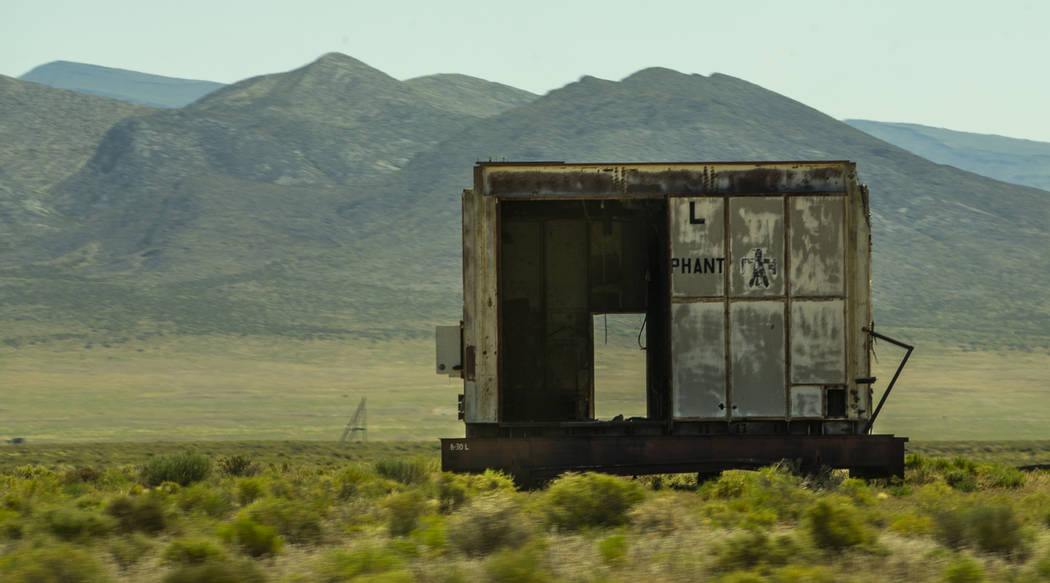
[499,199,670,423]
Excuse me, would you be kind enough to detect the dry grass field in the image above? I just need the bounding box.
[3,332,1050,444]
[3,333,1050,582]
[868,340,1050,441]
[2,334,1050,445]
[1,337,461,443]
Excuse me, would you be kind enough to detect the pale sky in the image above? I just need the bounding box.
[5,0,1049,142]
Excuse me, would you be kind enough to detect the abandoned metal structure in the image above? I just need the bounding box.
[437,161,910,485]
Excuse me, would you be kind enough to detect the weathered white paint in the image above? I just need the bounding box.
[790,386,824,418]
[790,197,845,297]
[435,325,461,376]
[461,188,499,423]
[671,198,724,297]
[671,301,726,418]
[846,180,873,419]
[730,301,786,417]
[790,300,846,384]
[730,197,784,297]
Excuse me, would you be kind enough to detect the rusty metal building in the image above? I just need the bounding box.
[438,161,909,484]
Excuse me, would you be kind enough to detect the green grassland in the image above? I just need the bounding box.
[0,441,440,472]
[4,445,1050,582]
[4,440,1050,474]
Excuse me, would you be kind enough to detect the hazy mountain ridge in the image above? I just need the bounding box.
[20,60,225,108]
[0,168,37,250]
[36,54,533,268]
[0,74,156,251]
[53,54,528,220]
[1,56,1047,348]
[404,73,538,117]
[0,56,541,341]
[846,119,1050,192]
[347,69,1050,341]
[0,75,154,197]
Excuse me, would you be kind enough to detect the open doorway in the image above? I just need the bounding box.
[498,198,669,423]
[592,313,648,420]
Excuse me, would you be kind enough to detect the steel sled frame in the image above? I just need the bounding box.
[442,434,907,488]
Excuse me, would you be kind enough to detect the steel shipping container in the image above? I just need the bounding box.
[441,161,908,483]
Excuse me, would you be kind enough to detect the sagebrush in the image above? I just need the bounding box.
[0,444,1048,582]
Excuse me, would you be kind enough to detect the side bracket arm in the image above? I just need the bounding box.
[862,327,914,434]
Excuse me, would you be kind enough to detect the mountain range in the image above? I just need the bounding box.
[20,61,226,108]
[1,53,1047,349]
[845,119,1050,192]
[0,74,153,251]
[21,60,1050,196]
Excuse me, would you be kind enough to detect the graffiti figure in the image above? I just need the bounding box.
[740,248,777,288]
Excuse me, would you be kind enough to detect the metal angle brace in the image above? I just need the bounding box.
[862,327,914,434]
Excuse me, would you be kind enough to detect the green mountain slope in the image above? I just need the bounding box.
[0,74,154,252]
[353,69,1050,344]
[0,75,153,197]
[0,168,38,251]
[50,54,520,219]
[20,60,225,108]
[403,73,538,117]
[1,60,1047,350]
[31,54,516,266]
[846,119,1050,193]
[0,55,532,341]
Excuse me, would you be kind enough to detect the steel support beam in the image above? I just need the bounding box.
[442,434,906,487]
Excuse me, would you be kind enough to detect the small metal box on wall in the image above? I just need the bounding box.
[434,324,462,376]
[441,161,909,484]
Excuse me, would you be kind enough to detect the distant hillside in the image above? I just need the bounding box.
[53,54,534,205]
[404,74,537,116]
[0,56,1047,351]
[846,119,1050,192]
[20,61,225,108]
[34,54,527,267]
[0,75,153,196]
[0,168,35,251]
[0,74,153,250]
[350,69,1050,345]
[0,56,541,341]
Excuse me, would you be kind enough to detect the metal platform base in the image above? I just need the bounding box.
[441,434,907,487]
